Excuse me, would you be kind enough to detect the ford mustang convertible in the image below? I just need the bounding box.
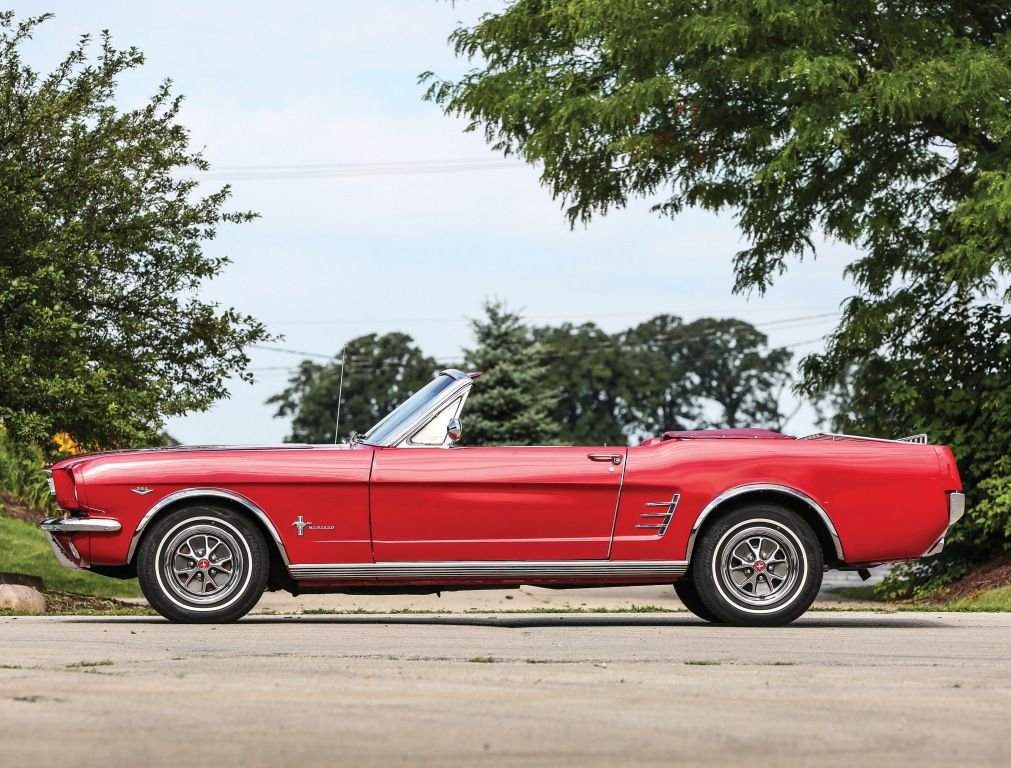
[41,369,964,625]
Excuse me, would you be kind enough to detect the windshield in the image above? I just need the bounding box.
[361,374,456,445]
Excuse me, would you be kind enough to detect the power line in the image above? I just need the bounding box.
[247,313,839,376]
[249,344,332,360]
[250,312,840,360]
[187,157,525,181]
[781,336,831,350]
[262,309,842,327]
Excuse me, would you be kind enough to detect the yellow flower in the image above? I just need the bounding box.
[52,432,83,455]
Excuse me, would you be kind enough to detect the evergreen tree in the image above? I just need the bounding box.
[462,303,562,446]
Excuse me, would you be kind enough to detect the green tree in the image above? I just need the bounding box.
[621,314,699,437]
[268,333,437,443]
[0,13,267,447]
[621,315,793,436]
[535,322,629,444]
[681,318,794,430]
[462,303,562,446]
[426,1,1011,578]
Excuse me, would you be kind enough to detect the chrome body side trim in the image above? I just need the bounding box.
[686,483,845,563]
[39,517,122,570]
[290,560,689,581]
[127,488,292,566]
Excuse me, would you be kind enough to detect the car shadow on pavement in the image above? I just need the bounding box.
[64,613,948,629]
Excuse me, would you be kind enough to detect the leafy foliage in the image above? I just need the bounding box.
[535,315,794,442]
[425,1,1011,293]
[621,315,700,436]
[0,429,52,512]
[267,333,438,443]
[680,318,794,430]
[462,303,562,446]
[622,315,794,434]
[534,322,631,444]
[0,12,268,447]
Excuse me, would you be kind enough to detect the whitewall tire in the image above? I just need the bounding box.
[137,505,268,623]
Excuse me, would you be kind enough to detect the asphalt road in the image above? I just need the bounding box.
[1,612,1009,767]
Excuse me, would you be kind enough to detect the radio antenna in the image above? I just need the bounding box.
[334,345,346,444]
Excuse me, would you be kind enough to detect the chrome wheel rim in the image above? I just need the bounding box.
[717,524,800,608]
[162,524,245,605]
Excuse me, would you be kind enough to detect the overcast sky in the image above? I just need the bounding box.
[20,1,862,442]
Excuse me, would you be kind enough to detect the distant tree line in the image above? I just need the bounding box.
[268,302,797,446]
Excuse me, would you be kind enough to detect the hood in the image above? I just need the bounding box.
[50,442,349,470]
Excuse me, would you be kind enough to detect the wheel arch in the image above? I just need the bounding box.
[685,484,844,567]
[128,488,292,571]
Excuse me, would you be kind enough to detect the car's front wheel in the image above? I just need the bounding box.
[673,578,723,623]
[691,504,823,626]
[137,505,268,623]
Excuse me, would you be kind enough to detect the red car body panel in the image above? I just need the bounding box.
[612,439,951,563]
[45,431,962,586]
[370,445,623,561]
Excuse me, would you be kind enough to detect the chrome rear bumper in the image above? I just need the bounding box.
[39,517,122,570]
[947,492,965,526]
[922,492,967,557]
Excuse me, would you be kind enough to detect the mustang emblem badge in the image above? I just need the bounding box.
[131,487,154,496]
[292,516,334,536]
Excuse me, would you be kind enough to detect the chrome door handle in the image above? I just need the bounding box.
[587,453,622,465]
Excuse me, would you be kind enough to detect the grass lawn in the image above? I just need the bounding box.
[831,584,1011,612]
[941,585,1011,611]
[0,516,142,598]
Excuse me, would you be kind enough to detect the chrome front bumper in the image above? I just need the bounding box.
[39,517,122,570]
[923,492,966,557]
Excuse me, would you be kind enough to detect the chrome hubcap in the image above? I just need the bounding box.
[163,525,244,604]
[718,526,799,607]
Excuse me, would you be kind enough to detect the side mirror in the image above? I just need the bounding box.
[446,417,463,444]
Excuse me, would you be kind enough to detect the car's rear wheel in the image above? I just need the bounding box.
[137,505,268,623]
[673,578,723,623]
[692,504,823,626]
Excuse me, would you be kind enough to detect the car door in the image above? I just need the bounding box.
[369,445,625,561]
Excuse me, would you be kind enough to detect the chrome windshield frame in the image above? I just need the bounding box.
[362,369,475,448]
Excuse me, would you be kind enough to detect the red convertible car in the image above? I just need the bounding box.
[41,369,964,625]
